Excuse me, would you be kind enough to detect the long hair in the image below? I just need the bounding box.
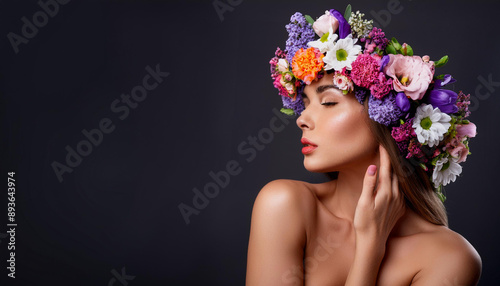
[325,95,448,226]
[367,117,448,226]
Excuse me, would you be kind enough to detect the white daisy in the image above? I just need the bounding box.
[412,104,451,147]
[432,156,462,187]
[307,27,338,54]
[322,33,361,71]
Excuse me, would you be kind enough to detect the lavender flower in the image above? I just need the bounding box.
[285,12,315,64]
[282,85,305,115]
[355,88,368,104]
[368,92,403,126]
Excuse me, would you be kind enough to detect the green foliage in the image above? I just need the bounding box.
[344,4,352,20]
[304,15,315,25]
[434,55,449,68]
[280,108,295,115]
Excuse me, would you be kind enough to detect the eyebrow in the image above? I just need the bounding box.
[317,84,337,94]
[303,84,337,99]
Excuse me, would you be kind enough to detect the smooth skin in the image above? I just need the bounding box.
[246,73,481,285]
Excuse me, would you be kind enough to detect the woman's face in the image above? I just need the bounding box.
[296,73,379,173]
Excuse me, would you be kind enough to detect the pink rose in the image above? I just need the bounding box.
[384,54,435,100]
[333,73,353,92]
[456,122,477,138]
[312,11,339,37]
[448,141,469,163]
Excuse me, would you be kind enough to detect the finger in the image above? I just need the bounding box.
[360,165,378,203]
[378,145,392,192]
[391,172,399,198]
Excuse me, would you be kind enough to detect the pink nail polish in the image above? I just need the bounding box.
[368,165,377,176]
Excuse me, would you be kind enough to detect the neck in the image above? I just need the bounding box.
[328,153,381,222]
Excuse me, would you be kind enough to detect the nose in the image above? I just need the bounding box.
[296,109,313,130]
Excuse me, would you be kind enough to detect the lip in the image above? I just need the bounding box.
[301,138,318,155]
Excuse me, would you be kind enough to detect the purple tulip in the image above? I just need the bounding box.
[329,9,351,39]
[379,55,390,72]
[395,92,410,113]
[426,89,459,114]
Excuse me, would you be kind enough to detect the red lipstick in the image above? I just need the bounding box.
[301,138,318,155]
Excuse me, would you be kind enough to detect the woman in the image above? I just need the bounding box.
[246,6,481,286]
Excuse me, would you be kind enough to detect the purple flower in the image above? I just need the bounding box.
[329,9,351,39]
[395,92,410,112]
[379,55,390,72]
[434,74,456,87]
[425,89,459,114]
[368,92,403,126]
[367,27,389,50]
[285,12,315,64]
[355,88,368,104]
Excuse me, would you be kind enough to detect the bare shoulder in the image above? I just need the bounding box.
[246,180,320,284]
[411,226,482,285]
[252,179,318,224]
[256,179,318,208]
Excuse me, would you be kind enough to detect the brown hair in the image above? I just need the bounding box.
[326,96,448,226]
[326,98,448,226]
[366,107,448,226]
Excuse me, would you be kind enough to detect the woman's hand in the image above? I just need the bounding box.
[354,144,406,247]
[345,144,406,286]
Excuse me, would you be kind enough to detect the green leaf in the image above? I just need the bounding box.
[344,4,352,20]
[391,37,402,50]
[280,108,295,116]
[405,44,413,56]
[385,44,397,54]
[434,55,449,68]
[304,15,315,25]
[435,74,445,79]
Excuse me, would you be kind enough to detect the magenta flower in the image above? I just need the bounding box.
[350,54,380,88]
[384,54,435,100]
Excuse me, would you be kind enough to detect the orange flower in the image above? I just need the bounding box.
[292,47,324,85]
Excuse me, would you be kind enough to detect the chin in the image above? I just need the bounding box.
[302,158,339,174]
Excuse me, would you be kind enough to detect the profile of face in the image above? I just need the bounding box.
[296,73,379,173]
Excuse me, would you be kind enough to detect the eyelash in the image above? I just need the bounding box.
[321,102,337,106]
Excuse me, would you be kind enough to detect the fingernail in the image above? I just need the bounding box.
[368,165,377,176]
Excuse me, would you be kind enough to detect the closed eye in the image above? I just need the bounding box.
[321,102,337,106]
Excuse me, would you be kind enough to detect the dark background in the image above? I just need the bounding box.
[0,0,498,285]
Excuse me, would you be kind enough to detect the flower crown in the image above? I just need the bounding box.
[269,5,477,201]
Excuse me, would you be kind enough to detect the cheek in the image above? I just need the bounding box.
[322,107,377,159]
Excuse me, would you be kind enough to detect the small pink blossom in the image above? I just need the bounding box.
[384,54,435,100]
[277,59,289,73]
[333,72,354,92]
[312,11,339,37]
